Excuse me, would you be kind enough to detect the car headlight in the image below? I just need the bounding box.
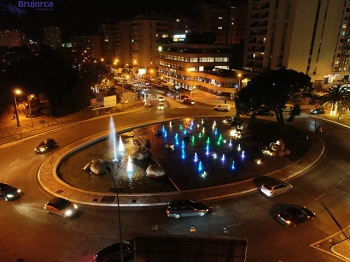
[6,194,15,198]
[65,210,73,216]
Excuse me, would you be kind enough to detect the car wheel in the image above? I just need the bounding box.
[5,197,8,201]
[46,210,51,214]
[199,212,205,217]
[174,214,180,219]
[292,223,297,228]
[310,216,315,221]
[271,193,276,197]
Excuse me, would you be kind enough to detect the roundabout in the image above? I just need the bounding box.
[38,116,324,206]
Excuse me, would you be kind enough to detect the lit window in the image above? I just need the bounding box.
[335,61,339,65]
[253,53,256,58]
[343,23,347,29]
[219,16,223,19]
[341,31,346,36]
[263,37,266,43]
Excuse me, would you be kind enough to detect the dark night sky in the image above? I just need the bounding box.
[0,0,245,42]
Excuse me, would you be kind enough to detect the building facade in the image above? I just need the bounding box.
[243,0,346,84]
[0,29,24,47]
[43,26,62,49]
[157,38,242,97]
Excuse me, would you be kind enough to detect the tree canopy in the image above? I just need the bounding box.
[234,68,311,124]
[319,83,350,115]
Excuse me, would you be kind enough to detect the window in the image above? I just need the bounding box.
[189,57,198,62]
[341,31,346,36]
[343,23,347,29]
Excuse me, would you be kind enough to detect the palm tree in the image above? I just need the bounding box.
[320,83,350,116]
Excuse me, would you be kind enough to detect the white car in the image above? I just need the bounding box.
[157,95,165,102]
[260,179,292,197]
[158,103,165,110]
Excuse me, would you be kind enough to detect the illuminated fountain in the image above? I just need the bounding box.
[206,137,210,144]
[181,149,186,159]
[182,140,185,149]
[231,161,235,170]
[118,136,124,152]
[237,144,241,151]
[229,140,233,147]
[198,161,203,172]
[221,154,225,161]
[109,117,117,161]
[127,155,133,172]
[169,121,172,127]
[194,152,198,162]
[241,151,245,160]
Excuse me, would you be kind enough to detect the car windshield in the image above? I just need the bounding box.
[51,198,71,209]
[262,184,272,190]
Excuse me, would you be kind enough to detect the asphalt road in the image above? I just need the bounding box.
[0,102,349,262]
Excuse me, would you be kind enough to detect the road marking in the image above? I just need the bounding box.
[9,158,20,166]
[338,177,345,184]
[223,223,245,228]
[315,192,326,200]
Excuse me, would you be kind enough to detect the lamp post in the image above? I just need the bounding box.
[237,73,242,91]
[105,164,124,262]
[13,89,21,127]
[28,94,34,127]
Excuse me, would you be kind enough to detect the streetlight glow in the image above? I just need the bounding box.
[13,89,21,127]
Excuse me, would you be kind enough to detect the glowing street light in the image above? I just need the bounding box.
[13,89,21,127]
[28,94,34,127]
[237,73,242,91]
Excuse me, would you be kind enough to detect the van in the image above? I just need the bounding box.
[214,104,230,112]
[157,94,165,102]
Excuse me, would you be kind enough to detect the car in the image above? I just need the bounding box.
[310,108,325,115]
[253,108,274,116]
[183,98,195,105]
[92,240,134,262]
[157,95,165,102]
[260,179,293,197]
[277,205,315,227]
[157,103,166,110]
[44,197,77,217]
[166,200,209,218]
[144,100,152,107]
[34,138,58,153]
[214,104,230,112]
[0,183,21,201]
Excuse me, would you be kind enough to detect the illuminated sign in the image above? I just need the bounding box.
[173,34,186,42]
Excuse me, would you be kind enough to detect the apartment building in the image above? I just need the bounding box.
[43,26,62,49]
[244,0,345,84]
[157,36,242,97]
[0,29,24,47]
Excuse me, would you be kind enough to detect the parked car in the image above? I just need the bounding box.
[34,138,58,154]
[44,197,77,217]
[166,200,209,218]
[214,104,230,112]
[92,240,134,262]
[0,183,21,201]
[310,108,325,115]
[260,179,293,197]
[277,205,315,227]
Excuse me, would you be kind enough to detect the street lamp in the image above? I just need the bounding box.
[237,73,242,91]
[105,164,124,262]
[13,89,21,127]
[28,94,34,127]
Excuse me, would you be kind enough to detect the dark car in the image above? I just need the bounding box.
[253,108,274,116]
[0,183,21,201]
[183,98,195,105]
[92,240,134,262]
[310,108,325,115]
[166,200,209,218]
[277,205,315,227]
[44,197,77,217]
[34,138,58,153]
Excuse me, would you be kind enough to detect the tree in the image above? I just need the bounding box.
[234,68,311,125]
[319,83,350,117]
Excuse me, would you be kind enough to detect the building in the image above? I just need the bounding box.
[133,234,248,262]
[43,26,62,49]
[191,1,247,44]
[157,34,243,98]
[0,29,24,47]
[243,0,346,84]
